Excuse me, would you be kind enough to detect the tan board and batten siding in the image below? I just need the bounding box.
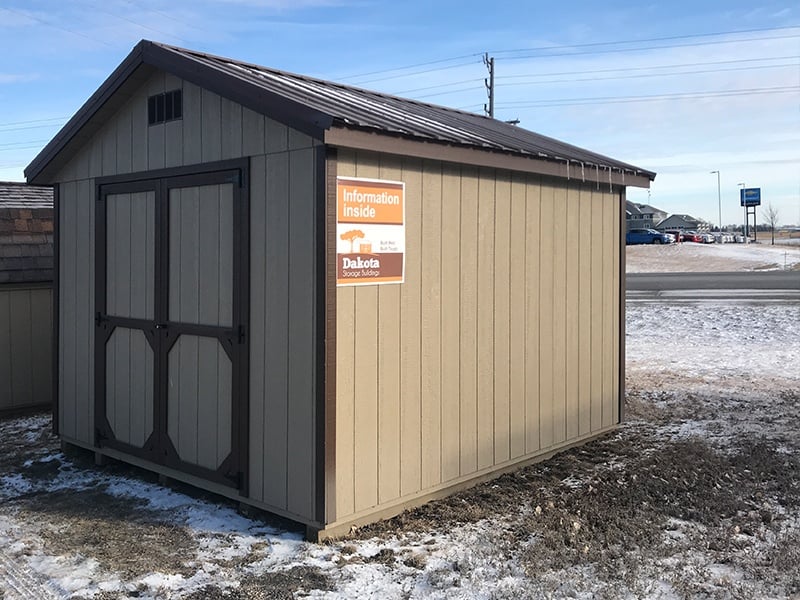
[0,285,52,414]
[54,68,321,523]
[333,148,621,528]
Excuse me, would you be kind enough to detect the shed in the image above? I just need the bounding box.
[26,40,655,539]
[0,182,54,417]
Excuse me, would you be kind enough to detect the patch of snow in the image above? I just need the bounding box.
[627,242,800,272]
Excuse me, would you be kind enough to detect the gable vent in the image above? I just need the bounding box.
[147,89,182,126]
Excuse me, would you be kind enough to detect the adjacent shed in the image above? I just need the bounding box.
[0,182,54,417]
[26,40,655,539]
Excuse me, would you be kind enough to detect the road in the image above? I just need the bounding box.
[626,271,800,301]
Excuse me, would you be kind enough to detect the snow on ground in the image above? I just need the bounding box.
[1,299,799,599]
[626,241,800,272]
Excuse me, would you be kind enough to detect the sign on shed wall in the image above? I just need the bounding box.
[336,177,405,286]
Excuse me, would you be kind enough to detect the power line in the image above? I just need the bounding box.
[496,55,799,80]
[337,53,482,83]
[84,0,192,46]
[415,86,486,100]
[499,33,799,61]
[0,140,50,149]
[1,7,117,49]
[0,117,69,128]
[0,123,68,133]
[489,24,800,55]
[496,62,798,88]
[392,56,799,99]
[115,0,215,38]
[391,78,483,95]
[344,58,482,86]
[333,25,797,94]
[0,145,48,153]
[496,85,800,108]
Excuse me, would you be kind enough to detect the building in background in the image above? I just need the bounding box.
[656,213,709,232]
[0,182,53,417]
[625,201,667,231]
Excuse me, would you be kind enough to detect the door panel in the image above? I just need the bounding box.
[167,334,232,471]
[168,184,234,328]
[106,328,154,448]
[106,192,156,320]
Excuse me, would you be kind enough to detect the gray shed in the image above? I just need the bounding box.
[0,182,54,417]
[26,40,655,539]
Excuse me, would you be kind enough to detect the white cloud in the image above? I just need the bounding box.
[0,73,39,84]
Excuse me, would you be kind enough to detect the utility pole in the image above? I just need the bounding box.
[738,182,747,240]
[483,53,495,118]
[710,170,721,231]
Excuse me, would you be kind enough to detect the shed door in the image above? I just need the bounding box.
[95,167,248,490]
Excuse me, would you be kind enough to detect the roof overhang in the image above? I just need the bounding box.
[325,126,653,189]
[25,41,335,184]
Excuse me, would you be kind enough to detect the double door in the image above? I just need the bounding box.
[94,165,248,489]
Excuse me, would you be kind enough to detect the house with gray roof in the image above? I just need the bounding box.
[656,213,709,232]
[625,200,667,231]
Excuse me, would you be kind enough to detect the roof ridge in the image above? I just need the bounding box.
[151,40,499,122]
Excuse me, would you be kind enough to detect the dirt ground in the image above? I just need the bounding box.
[2,369,799,598]
[1,302,799,598]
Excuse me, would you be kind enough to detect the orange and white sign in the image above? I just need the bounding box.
[337,176,405,286]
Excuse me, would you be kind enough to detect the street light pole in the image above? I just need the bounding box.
[710,170,721,230]
[738,182,747,241]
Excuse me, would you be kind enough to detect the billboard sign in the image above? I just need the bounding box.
[740,187,761,207]
[336,176,405,286]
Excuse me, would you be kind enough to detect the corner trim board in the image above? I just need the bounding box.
[52,183,60,435]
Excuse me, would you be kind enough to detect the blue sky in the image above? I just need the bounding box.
[1,0,798,226]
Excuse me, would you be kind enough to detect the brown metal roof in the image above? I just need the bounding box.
[26,40,655,184]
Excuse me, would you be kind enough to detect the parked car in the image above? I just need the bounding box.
[664,229,685,242]
[700,232,715,243]
[681,230,704,243]
[626,228,674,245]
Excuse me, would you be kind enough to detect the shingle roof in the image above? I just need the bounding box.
[0,182,53,209]
[635,203,666,215]
[26,40,656,184]
[0,183,54,283]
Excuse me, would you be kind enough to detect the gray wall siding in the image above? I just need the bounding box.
[249,138,319,521]
[0,285,52,414]
[58,180,94,442]
[52,69,320,523]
